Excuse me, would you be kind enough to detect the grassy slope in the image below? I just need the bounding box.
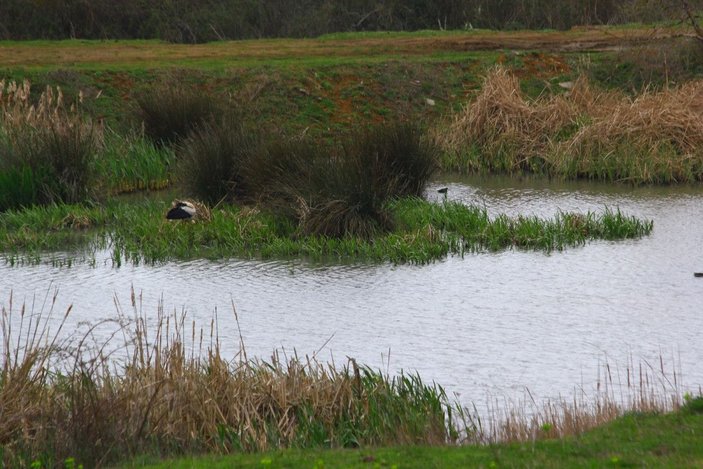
[128,406,703,468]
[0,25,690,137]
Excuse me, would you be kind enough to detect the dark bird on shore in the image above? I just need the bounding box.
[166,200,197,220]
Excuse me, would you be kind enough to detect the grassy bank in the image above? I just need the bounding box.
[0,197,653,265]
[0,297,697,468]
[130,402,703,468]
[0,299,458,468]
[2,28,703,220]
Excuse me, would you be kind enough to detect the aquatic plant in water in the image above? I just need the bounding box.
[0,198,653,265]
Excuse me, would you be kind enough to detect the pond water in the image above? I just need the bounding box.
[2,175,702,410]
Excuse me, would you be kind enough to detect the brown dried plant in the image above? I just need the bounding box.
[437,66,703,182]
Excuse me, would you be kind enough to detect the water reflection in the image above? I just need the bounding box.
[2,176,703,407]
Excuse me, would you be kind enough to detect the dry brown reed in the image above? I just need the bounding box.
[1,80,102,208]
[439,67,581,170]
[438,66,703,182]
[559,80,703,181]
[0,79,88,131]
[1,289,695,467]
[459,354,687,445]
[0,291,452,467]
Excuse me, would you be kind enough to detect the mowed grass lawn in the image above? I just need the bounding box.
[127,400,703,468]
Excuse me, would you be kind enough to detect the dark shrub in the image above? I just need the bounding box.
[336,121,439,204]
[176,115,258,205]
[173,119,438,238]
[246,121,438,239]
[242,136,325,211]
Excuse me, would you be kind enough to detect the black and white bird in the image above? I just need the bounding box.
[166,200,197,220]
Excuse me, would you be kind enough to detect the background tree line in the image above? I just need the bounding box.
[0,0,698,43]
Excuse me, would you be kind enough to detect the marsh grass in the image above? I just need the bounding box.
[176,115,259,204]
[242,122,438,238]
[437,67,703,183]
[462,354,689,445]
[0,294,456,468]
[0,198,652,265]
[391,198,653,253]
[0,293,695,468]
[0,80,101,210]
[96,131,173,194]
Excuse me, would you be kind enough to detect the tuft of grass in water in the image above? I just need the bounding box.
[0,296,456,468]
[0,197,652,265]
[246,121,438,239]
[391,198,652,254]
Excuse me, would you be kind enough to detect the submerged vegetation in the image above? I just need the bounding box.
[0,297,695,468]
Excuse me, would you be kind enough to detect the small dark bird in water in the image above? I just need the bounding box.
[166,200,197,220]
[437,187,448,194]
[695,272,703,277]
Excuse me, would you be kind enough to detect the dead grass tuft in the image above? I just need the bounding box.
[437,66,703,182]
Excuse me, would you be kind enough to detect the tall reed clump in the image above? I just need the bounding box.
[247,121,438,238]
[555,80,703,183]
[174,120,438,239]
[0,80,101,211]
[134,82,221,145]
[0,295,457,468]
[176,115,260,205]
[437,66,703,183]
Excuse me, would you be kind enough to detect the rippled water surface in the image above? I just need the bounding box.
[3,176,703,406]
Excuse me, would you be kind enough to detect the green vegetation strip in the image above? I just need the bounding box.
[0,198,652,265]
[132,399,703,468]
